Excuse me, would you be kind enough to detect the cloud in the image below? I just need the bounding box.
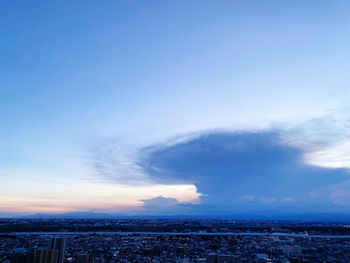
[310,180,350,206]
[142,195,180,207]
[89,138,149,184]
[88,112,350,215]
[140,196,181,215]
[138,130,350,213]
[284,111,350,169]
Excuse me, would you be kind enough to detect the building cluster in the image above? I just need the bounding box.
[1,219,350,263]
[1,233,350,263]
[33,237,66,263]
[1,219,348,235]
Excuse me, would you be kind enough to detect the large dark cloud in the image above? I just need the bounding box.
[138,131,350,210]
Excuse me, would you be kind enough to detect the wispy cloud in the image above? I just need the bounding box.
[88,138,149,185]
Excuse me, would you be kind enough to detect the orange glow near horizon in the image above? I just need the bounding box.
[0,172,201,214]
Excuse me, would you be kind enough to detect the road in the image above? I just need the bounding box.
[2,231,350,239]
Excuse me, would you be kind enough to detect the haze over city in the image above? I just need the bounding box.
[1,0,350,218]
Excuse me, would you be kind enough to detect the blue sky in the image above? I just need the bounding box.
[1,0,350,216]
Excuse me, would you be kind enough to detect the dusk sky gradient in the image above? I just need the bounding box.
[1,0,350,216]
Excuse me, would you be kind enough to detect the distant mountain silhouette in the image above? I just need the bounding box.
[23,212,112,219]
[20,212,350,222]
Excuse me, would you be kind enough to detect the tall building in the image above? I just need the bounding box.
[33,237,66,263]
[33,249,59,263]
[48,237,66,263]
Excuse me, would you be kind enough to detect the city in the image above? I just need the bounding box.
[1,219,350,262]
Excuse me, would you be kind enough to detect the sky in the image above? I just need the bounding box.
[1,0,350,217]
